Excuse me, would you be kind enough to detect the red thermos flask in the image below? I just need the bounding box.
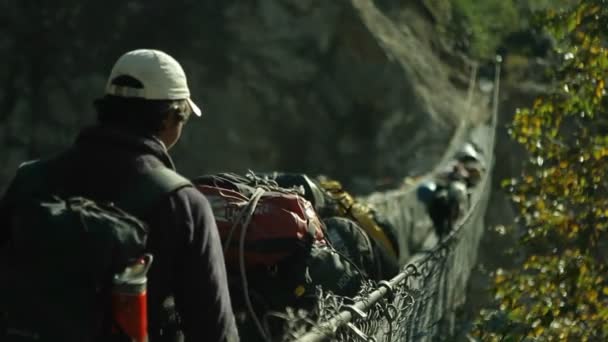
[112,254,153,342]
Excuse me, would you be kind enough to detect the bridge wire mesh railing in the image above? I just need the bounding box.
[280,57,501,342]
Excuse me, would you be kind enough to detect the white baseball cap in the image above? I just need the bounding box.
[455,143,481,163]
[105,49,202,116]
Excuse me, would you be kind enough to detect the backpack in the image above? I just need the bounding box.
[0,160,191,342]
[193,172,287,197]
[229,241,364,342]
[315,178,400,262]
[323,217,399,281]
[195,182,325,269]
[424,180,468,238]
[258,173,327,212]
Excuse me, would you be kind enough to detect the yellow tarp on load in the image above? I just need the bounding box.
[318,179,399,260]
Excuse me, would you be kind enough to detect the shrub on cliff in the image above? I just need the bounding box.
[446,0,573,59]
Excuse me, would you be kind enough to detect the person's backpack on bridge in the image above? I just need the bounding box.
[315,178,400,264]
[193,172,364,341]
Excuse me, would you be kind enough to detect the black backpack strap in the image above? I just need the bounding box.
[9,161,192,215]
[116,167,193,215]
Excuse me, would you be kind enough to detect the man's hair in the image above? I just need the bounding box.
[94,75,191,135]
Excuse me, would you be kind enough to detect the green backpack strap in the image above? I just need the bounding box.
[116,167,193,215]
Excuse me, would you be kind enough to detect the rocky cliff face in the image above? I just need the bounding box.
[0,0,481,192]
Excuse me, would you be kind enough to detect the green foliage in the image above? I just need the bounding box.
[446,0,574,59]
[475,2,608,340]
[450,0,520,59]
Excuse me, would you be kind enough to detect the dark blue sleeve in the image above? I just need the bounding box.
[170,187,239,342]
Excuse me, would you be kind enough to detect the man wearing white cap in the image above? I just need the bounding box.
[96,49,238,341]
[0,49,239,341]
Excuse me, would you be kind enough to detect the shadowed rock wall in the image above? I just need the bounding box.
[1,0,475,193]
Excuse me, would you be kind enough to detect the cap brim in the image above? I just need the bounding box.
[187,98,202,117]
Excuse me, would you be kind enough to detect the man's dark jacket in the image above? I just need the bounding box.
[0,125,239,342]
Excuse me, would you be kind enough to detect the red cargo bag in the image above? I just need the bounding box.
[197,185,325,268]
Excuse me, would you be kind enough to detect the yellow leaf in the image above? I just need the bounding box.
[534,325,544,337]
[537,200,546,211]
[496,272,506,284]
[593,150,601,160]
[596,79,605,98]
[587,290,598,302]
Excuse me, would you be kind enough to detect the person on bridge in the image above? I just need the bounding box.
[0,49,239,342]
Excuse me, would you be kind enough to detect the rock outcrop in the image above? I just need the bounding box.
[0,0,483,192]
